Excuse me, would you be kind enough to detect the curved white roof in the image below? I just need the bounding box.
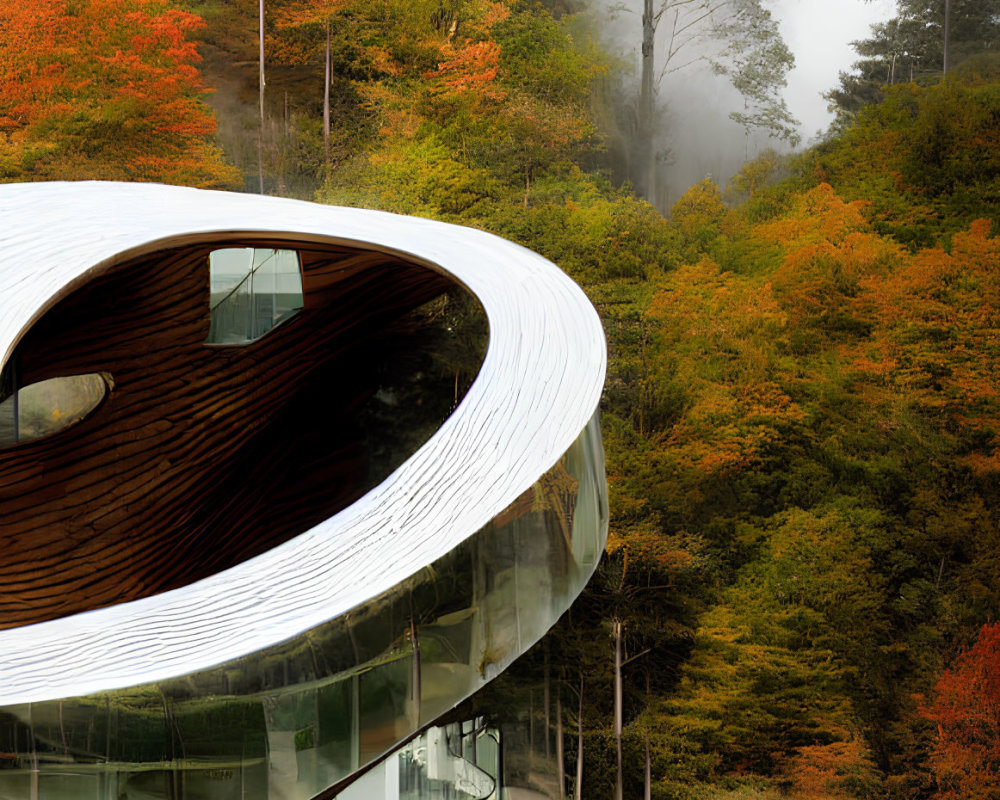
[0,181,606,704]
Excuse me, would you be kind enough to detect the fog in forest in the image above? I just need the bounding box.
[591,0,894,208]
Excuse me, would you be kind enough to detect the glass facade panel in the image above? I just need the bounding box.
[418,604,478,727]
[208,247,253,344]
[207,248,303,345]
[168,691,267,764]
[0,414,607,799]
[394,719,498,800]
[209,248,252,302]
[359,654,414,765]
[315,677,359,785]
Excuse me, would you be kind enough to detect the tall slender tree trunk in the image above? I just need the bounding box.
[638,0,656,202]
[545,644,552,762]
[556,685,565,800]
[943,0,951,75]
[529,688,535,756]
[644,671,651,800]
[614,617,623,800]
[258,0,265,194]
[324,18,331,166]
[575,673,584,800]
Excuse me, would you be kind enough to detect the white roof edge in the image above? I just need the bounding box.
[0,181,606,704]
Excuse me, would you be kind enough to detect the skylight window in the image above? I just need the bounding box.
[207,247,303,345]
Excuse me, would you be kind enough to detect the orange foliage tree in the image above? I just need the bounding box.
[0,0,239,185]
[429,39,505,98]
[921,624,1000,799]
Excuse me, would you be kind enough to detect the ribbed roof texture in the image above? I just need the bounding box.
[0,182,606,704]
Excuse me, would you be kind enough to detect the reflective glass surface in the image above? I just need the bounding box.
[207,248,304,344]
[391,719,498,800]
[0,415,607,800]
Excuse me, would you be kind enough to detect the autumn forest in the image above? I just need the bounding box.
[1,0,999,798]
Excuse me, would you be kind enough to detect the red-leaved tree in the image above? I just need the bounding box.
[921,623,1000,799]
[0,0,239,185]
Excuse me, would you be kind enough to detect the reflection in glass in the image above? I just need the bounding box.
[207,248,303,344]
[394,719,498,800]
[316,677,359,785]
[360,653,414,765]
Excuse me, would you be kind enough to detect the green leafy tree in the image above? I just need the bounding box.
[717,0,799,154]
[826,0,1000,125]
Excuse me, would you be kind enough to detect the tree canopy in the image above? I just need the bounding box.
[921,624,1000,799]
[0,0,239,185]
[826,0,1000,124]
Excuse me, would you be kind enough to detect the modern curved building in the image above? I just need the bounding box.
[0,182,608,800]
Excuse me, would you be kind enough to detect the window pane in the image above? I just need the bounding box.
[208,247,303,345]
[251,249,277,340]
[315,676,359,784]
[209,247,253,309]
[273,249,304,328]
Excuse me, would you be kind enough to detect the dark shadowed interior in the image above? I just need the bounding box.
[0,240,487,629]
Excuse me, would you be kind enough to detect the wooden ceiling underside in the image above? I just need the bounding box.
[0,241,453,629]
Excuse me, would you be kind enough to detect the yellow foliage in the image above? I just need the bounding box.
[754,183,869,250]
[670,178,727,237]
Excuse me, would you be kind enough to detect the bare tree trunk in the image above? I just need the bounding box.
[529,688,535,757]
[644,671,651,800]
[556,685,565,799]
[614,617,623,800]
[644,735,651,800]
[545,644,551,762]
[943,0,951,75]
[638,0,656,202]
[258,0,265,194]
[324,18,331,166]
[575,673,584,800]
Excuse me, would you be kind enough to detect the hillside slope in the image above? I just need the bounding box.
[188,6,1000,795]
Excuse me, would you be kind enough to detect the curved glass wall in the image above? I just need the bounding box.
[333,718,500,800]
[0,414,607,800]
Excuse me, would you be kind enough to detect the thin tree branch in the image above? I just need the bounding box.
[622,647,652,667]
